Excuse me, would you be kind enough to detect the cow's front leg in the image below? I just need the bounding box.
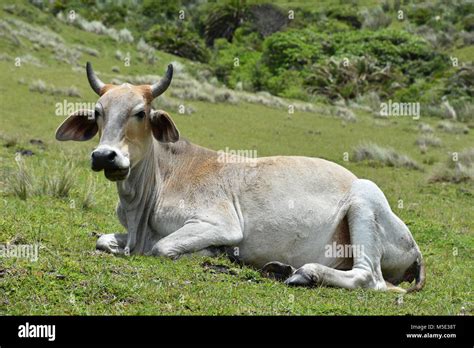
[151,220,242,259]
[96,233,128,255]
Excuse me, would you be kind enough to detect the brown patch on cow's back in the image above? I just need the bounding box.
[162,144,224,192]
[185,154,223,185]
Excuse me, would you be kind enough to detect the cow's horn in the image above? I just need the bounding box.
[151,64,173,99]
[86,62,105,96]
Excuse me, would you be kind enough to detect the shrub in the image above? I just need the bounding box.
[118,28,134,44]
[360,6,392,30]
[330,29,447,80]
[247,3,288,37]
[146,23,210,63]
[142,0,181,21]
[452,101,474,123]
[462,13,474,31]
[260,28,325,76]
[326,6,362,29]
[263,69,306,98]
[444,64,474,99]
[100,3,128,26]
[204,0,249,46]
[305,56,402,100]
[408,3,435,26]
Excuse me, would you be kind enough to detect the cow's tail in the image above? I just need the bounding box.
[406,253,426,293]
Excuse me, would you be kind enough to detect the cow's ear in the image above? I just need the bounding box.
[55,110,98,141]
[150,109,180,143]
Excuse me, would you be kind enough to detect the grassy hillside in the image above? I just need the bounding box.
[0,1,473,315]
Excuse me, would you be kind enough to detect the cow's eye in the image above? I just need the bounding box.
[135,111,146,119]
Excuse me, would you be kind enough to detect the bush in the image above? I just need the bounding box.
[142,0,181,21]
[393,79,442,104]
[247,3,288,37]
[305,56,402,100]
[331,29,447,80]
[264,69,306,99]
[204,0,249,46]
[261,28,325,75]
[408,3,435,26]
[146,23,210,63]
[211,38,261,90]
[326,6,362,29]
[100,4,128,26]
[444,64,474,99]
[462,13,474,31]
[360,6,392,30]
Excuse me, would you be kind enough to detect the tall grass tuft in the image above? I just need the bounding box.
[415,134,442,148]
[44,161,76,198]
[429,148,474,183]
[437,121,469,134]
[81,177,96,209]
[353,142,421,170]
[6,156,34,200]
[418,123,434,134]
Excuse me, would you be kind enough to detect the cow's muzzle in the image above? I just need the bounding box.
[91,146,130,181]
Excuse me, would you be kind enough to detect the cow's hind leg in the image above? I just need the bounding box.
[96,233,128,254]
[285,179,419,292]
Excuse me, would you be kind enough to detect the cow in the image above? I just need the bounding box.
[55,62,425,293]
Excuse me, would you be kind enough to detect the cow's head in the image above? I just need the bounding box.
[55,62,179,181]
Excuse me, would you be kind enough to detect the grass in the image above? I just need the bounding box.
[429,148,474,183]
[352,142,422,170]
[0,1,473,315]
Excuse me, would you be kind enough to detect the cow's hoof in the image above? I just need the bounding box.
[262,261,296,281]
[96,233,125,255]
[284,272,312,287]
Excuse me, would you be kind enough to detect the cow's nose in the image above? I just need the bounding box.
[91,149,118,171]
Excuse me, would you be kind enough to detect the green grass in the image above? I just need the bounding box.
[0,1,473,315]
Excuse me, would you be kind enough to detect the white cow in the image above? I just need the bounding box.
[56,63,425,292]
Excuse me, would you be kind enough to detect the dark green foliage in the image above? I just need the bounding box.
[28,0,473,119]
[146,23,210,63]
[331,29,448,80]
[204,0,249,46]
[247,4,288,37]
[142,0,181,21]
[211,38,261,90]
[260,28,325,74]
[462,14,474,32]
[408,3,435,26]
[326,6,362,29]
[444,64,474,99]
[305,56,403,100]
